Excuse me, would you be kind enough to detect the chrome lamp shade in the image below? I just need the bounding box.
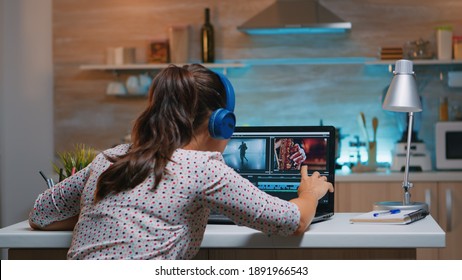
[382,60,422,113]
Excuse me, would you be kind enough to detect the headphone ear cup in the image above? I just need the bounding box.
[209,108,236,139]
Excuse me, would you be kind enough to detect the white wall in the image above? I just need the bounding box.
[0,0,54,253]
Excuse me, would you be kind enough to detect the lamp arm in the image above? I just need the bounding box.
[402,111,414,205]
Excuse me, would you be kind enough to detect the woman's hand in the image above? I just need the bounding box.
[298,168,333,200]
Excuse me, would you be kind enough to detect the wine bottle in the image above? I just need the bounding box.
[201,8,214,63]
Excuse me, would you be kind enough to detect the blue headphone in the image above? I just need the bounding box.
[208,72,236,139]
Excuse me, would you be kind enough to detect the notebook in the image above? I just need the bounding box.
[349,209,429,224]
[208,126,336,224]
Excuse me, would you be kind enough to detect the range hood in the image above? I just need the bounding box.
[237,0,352,35]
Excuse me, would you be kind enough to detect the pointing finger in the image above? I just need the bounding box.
[301,165,308,179]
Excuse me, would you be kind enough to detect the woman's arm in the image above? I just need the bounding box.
[289,192,319,235]
[290,166,334,235]
[29,166,92,229]
[29,215,79,231]
[203,156,332,236]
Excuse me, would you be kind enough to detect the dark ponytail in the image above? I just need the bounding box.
[94,64,226,202]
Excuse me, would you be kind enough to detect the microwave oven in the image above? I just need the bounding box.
[435,121,462,170]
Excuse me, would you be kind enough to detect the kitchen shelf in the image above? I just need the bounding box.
[365,59,462,66]
[221,57,375,66]
[80,58,378,72]
[80,62,246,75]
[80,59,462,72]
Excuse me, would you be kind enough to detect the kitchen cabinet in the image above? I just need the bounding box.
[335,181,438,214]
[335,180,462,260]
[436,182,462,260]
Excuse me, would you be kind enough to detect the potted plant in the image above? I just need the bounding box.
[53,143,96,181]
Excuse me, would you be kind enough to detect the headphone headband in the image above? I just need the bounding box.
[208,71,236,139]
[214,71,235,112]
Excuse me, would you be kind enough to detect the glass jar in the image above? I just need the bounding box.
[454,36,462,59]
[403,38,433,59]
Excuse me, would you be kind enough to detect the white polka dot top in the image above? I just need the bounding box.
[30,144,300,259]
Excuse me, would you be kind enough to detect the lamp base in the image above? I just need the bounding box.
[373,201,428,212]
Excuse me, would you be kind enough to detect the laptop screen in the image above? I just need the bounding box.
[222,126,335,216]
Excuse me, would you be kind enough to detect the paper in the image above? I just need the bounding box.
[350,209,428,224]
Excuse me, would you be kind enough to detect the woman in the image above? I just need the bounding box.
[29,64,333,259]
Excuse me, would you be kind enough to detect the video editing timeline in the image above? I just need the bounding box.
[222,131,331,204]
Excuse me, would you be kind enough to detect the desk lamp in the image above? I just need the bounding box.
[375,59,428,212]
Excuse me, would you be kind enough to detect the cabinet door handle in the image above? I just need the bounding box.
[446,188,453,233]
[425,189,432,213]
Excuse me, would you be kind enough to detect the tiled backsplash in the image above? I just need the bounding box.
[53,0,462,170]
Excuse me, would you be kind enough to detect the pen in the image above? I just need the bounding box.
[373,209,401,217]
[39,171,48,182]
[39,170,54,189]
[46,178,54,189]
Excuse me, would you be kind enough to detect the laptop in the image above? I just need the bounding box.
[208,126,336,224]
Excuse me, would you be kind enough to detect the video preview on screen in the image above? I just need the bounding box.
[272,137,328,173]
[222,138,267,173]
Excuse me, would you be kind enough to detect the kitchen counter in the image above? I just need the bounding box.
[335,170,462,182]
[0,213,445,259]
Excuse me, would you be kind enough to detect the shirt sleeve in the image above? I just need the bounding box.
[29,165,91,227]
[201,156,300,236]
